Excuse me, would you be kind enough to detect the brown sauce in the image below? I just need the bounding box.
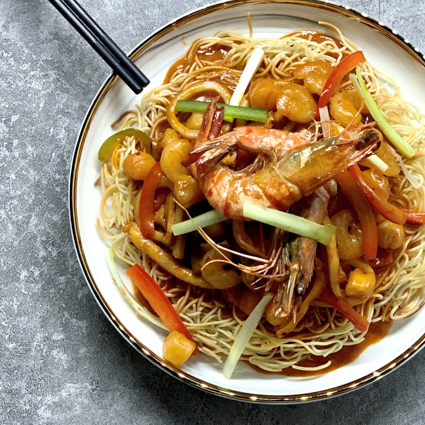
[154,119,171,141]
[198,44,231,63]
[248,320,392,377]
[165,31,343,85]
[283,30,345,49]
[163,56,188,85]
[163,42,230,84]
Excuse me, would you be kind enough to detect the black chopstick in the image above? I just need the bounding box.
[47,0,149,94]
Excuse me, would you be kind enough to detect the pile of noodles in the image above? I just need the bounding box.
[97,22,425,372]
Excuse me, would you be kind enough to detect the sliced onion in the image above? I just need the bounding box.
[243,199,335,245]
[223,294,273,379]
[230,48,265,107]
[105,251,166,330]
[319,106,331,139]
[172,209,227,236]
[389,145,421,189]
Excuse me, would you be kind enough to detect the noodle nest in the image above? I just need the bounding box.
[98,24,425,373]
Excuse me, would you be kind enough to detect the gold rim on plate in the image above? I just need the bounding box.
[69,0,425,403]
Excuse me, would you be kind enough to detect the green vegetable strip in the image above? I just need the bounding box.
[243,200,336,246]
[354,67,415,158]
[105,251,166,330]
[172,210,227,236]
[176,100,268,123]
[98,128,152,162]
[223,294,273,379]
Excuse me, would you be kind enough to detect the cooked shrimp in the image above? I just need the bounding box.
[266,186,330,326]
[331,209,364,260]
[248,79,286,110]
[276,82,317,123]
[160,138,192,183]
[292,60,333,96]
[377,221,405,249]
[292,60,333,80]
[329,89,364,125]
[190,102,381,220]
[123,153,156,181]
[200,246,242,289]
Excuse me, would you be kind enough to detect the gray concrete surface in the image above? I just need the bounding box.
[1,0,425,423]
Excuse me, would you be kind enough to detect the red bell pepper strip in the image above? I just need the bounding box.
[349,165,425,226]
[349,164,407,225]
[153,188,169,212]
[139,162,165,238]
[127,264,199,354]
[315,51,366,120]
[406,212,425,224]
[319,287,369,333]
[335,170,378,260]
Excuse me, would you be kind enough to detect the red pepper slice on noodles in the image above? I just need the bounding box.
[406,212,425,224]
[315,51,366,120]
[127,264,199,354]
[319,287,369,333]
[349,164,407,225]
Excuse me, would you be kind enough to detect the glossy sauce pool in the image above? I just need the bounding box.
[163,43,231,84]
[165,30,341,84]
[248,321,392,377]
[283,30,345,49]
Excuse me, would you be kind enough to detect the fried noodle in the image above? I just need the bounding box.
[97,24,425,372]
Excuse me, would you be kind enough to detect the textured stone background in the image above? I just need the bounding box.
[1,0,425,423]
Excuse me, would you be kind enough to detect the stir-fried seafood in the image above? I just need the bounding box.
[191,101,381,219]
[98,26,425,375]
[266,185,331,326]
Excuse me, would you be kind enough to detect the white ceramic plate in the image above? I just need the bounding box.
[70,0,425,403]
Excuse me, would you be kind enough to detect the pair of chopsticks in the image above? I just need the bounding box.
[48,0,150,94]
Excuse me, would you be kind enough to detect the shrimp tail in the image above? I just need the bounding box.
[194,141,237,178]
[193,97,224,147]
[189,139,225,165]
[189,98,224,174]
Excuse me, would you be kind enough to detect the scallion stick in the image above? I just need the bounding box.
[243,200,335,245]
[176,100,268,123]
[353,68,415,158]
[172,210,227,236]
